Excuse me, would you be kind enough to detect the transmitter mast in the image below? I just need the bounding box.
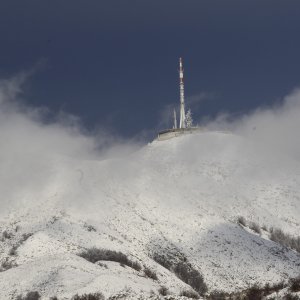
[173,108,177,129]
[179,57,186,128]
[157,57,200,140]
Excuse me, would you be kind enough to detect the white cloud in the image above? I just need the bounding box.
[1,70,300,216]
[232,88,300,160]
[0,73,140,213]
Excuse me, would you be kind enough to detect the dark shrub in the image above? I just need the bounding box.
[272,280,285,292]
[237,216,247,227]
[130,261,142,271]
[270,228,300,253]
[210,281,290,300]
[208,291,228,300]
[16,291,41,300]
[174,262,207,295]
[9,245,18,256]
[72,293,105,300]
[263,282,271,294]
[152,253,172,270]
[180,289,200,299]
[0,258,17,271]
[79,248,141,271]
[2,230,12,240]
[144,266,158,280]
[285,294,300,300]
[50,297,58,300]
[152,252,207,296]
[290,276,300,292]
[21,233,33,242]
[245,285,263,300]
[98,262,108,269]
[249,222,261,234]
[270,228,287,243]
[158,286,169,296]
[84,224,96,232]
[8,233,32,257]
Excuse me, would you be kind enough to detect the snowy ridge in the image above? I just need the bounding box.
[0,132,299,299]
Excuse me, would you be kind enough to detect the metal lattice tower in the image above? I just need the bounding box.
[179,57,186,128]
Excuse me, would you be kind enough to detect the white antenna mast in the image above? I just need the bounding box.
[179,57,186,128]
[173,108,177,129]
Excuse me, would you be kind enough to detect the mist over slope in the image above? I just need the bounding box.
[0,132,300,299]
[0,74,300,299]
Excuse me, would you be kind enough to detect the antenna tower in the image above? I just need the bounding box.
[173,108,177,129]
[179,57,186,128]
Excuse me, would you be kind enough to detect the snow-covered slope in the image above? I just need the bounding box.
[0,132,299,299]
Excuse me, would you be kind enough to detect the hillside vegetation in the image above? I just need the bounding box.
[0,132,299,299]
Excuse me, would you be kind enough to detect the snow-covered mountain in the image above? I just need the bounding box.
[0,132,299,299]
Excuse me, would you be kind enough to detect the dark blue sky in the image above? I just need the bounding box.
[1,0,300,138]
